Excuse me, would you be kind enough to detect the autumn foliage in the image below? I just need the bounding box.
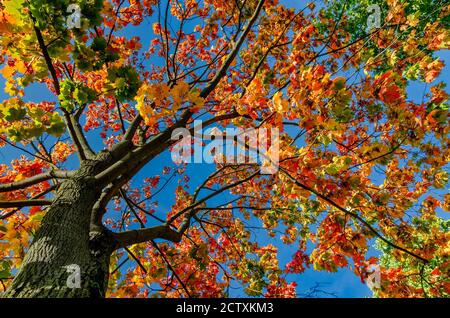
[0,0,449,298]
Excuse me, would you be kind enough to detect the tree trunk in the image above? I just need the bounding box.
[4,162,116,298]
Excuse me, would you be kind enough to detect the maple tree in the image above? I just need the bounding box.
[0,0,449,298]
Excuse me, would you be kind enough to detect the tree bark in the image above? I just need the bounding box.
[4,160,116,298]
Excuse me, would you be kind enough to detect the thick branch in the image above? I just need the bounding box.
[112,225,182,250]
[123,115,143,142]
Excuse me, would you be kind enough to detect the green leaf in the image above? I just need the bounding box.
[91,37,107,52]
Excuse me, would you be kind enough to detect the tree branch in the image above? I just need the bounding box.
[199,0,266,99]
[279,167,429,263]
[167,169,260,234]
[150,240,192,297]
[124,246,147,273]
[123,115,143,142]
[0,185,57,219]
[99,1,265,184]
[31,18,95,161]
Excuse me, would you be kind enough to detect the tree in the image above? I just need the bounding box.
[0,0,448,298]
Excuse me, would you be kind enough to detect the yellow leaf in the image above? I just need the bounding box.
[407,14,419,27]
[188,90,205,112]
[0,66,15,79]
[14,173,25,181]
[433,171,449,189]
[272,91,289,113]
[444,193,450,212]
[16,61,28,74]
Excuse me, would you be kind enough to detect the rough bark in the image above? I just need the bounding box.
[4,159,116,298]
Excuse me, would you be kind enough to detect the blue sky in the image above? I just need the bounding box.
[1,0,449,298]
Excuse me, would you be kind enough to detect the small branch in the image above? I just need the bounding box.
[189,112,240,134]
[31,15,95,161]
[93,1,265,190]
[0,136,52,164]
[32,23,60,94]
[124,246,147,273]
[123,192,166,224]
[0,199,52,210]
[112,225,183,250]
[98,0,263,183]
[91,151,153,225]
[120,188,145,228]
[150,240,192,298]
[199,0,266,98]
[110,258,129,276]
[115,99,126,135]
[0,185,57,220]
[90,185,118,227]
